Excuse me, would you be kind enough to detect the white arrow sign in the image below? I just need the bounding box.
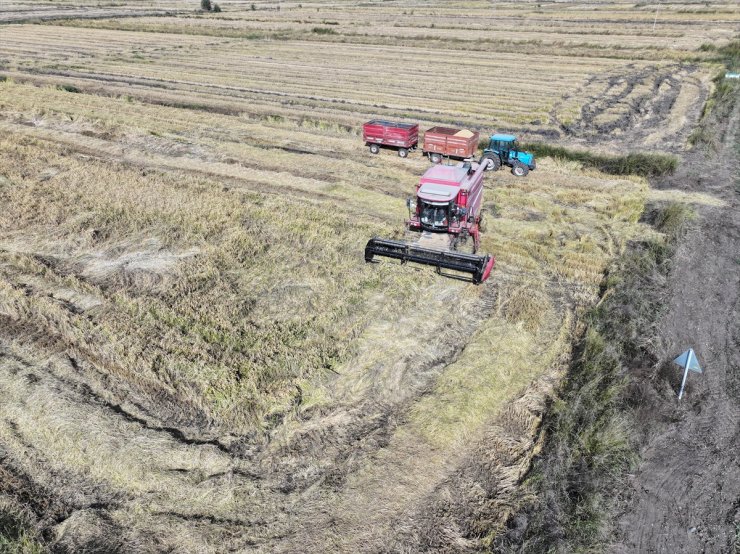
[673,348,703,400]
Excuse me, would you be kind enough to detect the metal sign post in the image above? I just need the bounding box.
[677,349,692,400]
[673,348,703,400]
[653,1,661,32]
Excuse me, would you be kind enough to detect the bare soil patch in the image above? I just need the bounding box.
[610,90,740,554]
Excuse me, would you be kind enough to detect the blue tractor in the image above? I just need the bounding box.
[481,134,536,177]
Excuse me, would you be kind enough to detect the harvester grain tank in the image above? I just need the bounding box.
[481,134,536,176]
[363,120,419,158]
[365,159,494,284]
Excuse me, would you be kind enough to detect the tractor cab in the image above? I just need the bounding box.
[482,133,536,176]
[487,134,518,159]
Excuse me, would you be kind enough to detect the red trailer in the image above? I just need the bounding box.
[363,120,419,158]
[422,127,480,163]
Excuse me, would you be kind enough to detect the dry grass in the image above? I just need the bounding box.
[0,1,733,551]
[494,201,698,553]
[0,133,433,430]
[0,90,653,550]
[2,2,734,143]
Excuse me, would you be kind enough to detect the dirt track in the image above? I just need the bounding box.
[611,91,740,553]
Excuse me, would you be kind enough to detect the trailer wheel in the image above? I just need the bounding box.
[511,162,529,177]
[430,153,442,164]
[369,144,380,154]
[398,148,408,158]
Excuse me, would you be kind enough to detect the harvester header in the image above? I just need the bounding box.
[365,238,494,284]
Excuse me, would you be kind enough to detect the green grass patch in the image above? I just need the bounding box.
[690,38,740,149]
[713,38,740,72]
[56,84,80,94]
[689,74,738,148]
[519,143,679,177]
[0,507,44,554]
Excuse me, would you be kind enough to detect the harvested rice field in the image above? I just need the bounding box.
[0,1,737,552]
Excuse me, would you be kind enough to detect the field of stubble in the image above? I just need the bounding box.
[0,1,736,552]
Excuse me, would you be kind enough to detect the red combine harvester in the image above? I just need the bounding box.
[365,159,495,284]
[363,120,419,158]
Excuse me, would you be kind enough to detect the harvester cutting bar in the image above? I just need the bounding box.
[365,238,494,284]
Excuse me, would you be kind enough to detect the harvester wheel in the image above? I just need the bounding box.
[511,162,529,177]
[369,143,380,154]
[481,154,500,171]
[430,153,442,164]
[452,232,477,255]
[398,148,408,158]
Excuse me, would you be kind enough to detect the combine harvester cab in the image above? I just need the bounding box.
[365,160,495,285]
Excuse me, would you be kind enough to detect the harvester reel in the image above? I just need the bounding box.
[364,238,494,285]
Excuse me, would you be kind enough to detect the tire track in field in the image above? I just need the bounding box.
[269,292,572,553]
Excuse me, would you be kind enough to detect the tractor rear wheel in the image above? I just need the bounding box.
[481,154,500,171]
[369,144,380,154]
[398,148,408,158]
[430,153,442,164]
[511,162,529,177]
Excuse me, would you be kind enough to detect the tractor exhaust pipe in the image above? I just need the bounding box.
[365,238,494,285]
